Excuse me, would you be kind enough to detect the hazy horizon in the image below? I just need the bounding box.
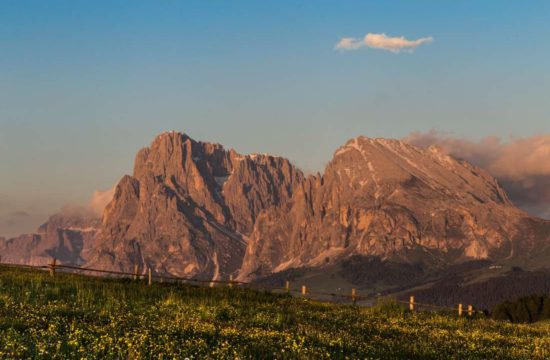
[1,1,549,237]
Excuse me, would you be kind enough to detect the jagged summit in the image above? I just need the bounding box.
[237,134,539,280]
[331,136,512,206]
[88,132,304,279]
[0,211,100,266]
[2,132,549,287]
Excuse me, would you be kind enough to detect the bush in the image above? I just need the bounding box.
[492,295,550,323]
[373,297,408,316]
[215,305,236,321]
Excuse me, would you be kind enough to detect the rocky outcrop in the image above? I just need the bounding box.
[3,132,549,286]
[0,212,100,266]
[238,137,549,280]
[86,132,304,279]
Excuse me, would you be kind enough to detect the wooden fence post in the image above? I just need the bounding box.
[352,288,357,305]
[409,296,415,311]
[468,305,473,317]
[458,303,463,316]
[229,274,233,288]
[301,285,307,297]
[285,280,290,293]
[148,268,152,287]
[49,258,57,277]
[133,264,138,281]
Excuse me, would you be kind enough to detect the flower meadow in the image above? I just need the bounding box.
[0,266,548,359]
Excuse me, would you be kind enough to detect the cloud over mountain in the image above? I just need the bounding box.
[335,33,433,53]
[404,130,550,219]
[89,187,116,216]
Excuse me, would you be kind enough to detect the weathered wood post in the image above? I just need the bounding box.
[352,288,357,305]
[229,274,233,288]
[49,258,57,277]
[458,303,463,316]
[468,305,473,317]
[148,267,152,287]
[409,296,415,311]
[285,280,290,293]
[301,285,307,297]
[133,264,139,281]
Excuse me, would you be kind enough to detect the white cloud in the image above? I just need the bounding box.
[89,186,116,216]
[335,33,433,53]
[404,130,550,219]
[334,37,363,51]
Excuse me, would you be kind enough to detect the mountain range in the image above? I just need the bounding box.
[2,131,549,308]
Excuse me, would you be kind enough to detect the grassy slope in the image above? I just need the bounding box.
[0,266,549,359]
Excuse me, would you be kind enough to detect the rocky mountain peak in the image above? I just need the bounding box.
[329,136,512,207]
[87,132,305,279]
[3,132,548,288]
[238,135,541,280]
[0,211,101,266]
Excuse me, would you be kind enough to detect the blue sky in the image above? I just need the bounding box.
[1,1,549,236]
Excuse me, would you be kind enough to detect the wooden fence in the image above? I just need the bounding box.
[0,259,485,317]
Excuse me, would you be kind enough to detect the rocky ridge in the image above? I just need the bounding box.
[86,132,304,279]
[0,212,100,266]
[238,136,547,280]
[2,132,549,287]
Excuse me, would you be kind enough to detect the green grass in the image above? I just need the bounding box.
[0,266,549,359]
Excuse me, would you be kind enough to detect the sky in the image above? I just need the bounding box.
[1,1,549,237]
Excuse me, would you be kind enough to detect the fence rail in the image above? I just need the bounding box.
[0,259,485,317]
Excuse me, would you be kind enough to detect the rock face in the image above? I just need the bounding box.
[0,212,100,266]
[238,137,549,280]
[3,132,549,287]
[86,132,303,279]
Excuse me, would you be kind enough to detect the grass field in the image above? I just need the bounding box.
[0,266,549,359]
